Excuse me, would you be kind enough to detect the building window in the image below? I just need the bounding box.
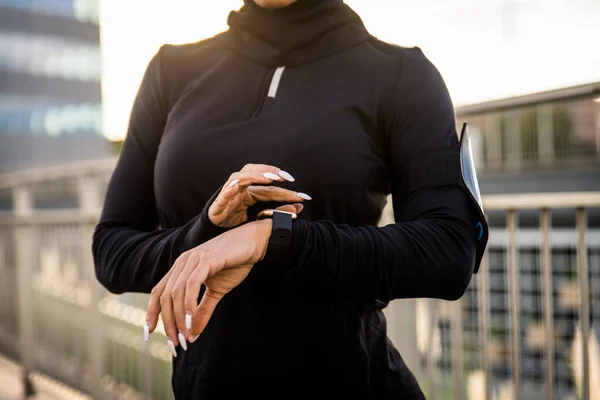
[0,102,102,137]
[0,0,100,25]
[462,96,600,173]
[0,31,101,82]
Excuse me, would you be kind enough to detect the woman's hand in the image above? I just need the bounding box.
[208,163,311,228]
[144,216,280,357]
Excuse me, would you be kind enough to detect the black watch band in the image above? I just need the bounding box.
[258,209,295,261]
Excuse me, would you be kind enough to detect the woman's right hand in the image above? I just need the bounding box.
[208,163,311,228]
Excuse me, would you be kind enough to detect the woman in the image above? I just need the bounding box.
[93,0,487,398]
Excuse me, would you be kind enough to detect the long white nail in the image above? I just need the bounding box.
[228,179,239,187]
[296,192,312,200]
[185,313,192,331]
[167,339,178,358]
[189,334,199,343]
[143,324,149,343]
[278,170,295,182]
[178,332,187,351]
[263,172,281,181]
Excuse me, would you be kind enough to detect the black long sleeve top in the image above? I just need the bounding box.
[92,1,479,398]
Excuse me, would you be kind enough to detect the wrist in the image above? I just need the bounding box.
[257,210,295,264]
[256,218,274,234]
[254,218,273,260]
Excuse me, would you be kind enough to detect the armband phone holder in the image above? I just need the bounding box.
[403,123,489,273]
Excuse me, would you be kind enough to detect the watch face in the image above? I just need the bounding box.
[273,210,297,218]
[257,209,297,220]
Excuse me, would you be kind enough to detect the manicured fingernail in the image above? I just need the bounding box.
[143,324,149,343]
[178,332,187,351]
[263,172,281,181]
[228,179,239,187]
[167,339,178,358]
[185,312,192,331]
[278,170,295,182]
[296,192,312,200]
[189,334,199,343]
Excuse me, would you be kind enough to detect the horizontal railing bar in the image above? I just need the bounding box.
[0,211,99,225]
[1,160,599,211]
[29,370,92,400]
[0,194,598,218]
[0,157,117,189]
[487,228,600,247]
[482,192,600,210]
[5,215,599,247]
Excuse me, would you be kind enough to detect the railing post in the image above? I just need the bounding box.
[451,299,464,400]
[478,251,492,400]
[385,300,422,384]
[426,299,437,400]
[576,207,590,400]
[13,186,35,392]
[380,197,423,386]
[540,208,555,400]
[507,209,521,399]
[595,112,600,159]
[77,176,104,399]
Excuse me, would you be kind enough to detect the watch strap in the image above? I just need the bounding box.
[267,210,294,261]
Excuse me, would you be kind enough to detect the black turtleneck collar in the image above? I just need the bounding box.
[219,0,372,67]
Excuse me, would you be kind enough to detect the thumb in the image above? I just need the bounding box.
[275,203,303,214]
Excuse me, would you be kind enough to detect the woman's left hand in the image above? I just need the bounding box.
[144,212,282,355]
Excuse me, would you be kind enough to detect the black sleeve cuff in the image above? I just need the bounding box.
[184,186,231,248]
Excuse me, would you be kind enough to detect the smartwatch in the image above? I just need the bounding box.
[257,209,296,261]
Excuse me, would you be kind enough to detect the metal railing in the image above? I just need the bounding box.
[406,192,600,400]
[0,160,599,399]
[0,158,176,400]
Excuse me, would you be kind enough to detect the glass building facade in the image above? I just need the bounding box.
[0,0,111,172]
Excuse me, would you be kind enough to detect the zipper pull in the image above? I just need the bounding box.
[267,67,286,98]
